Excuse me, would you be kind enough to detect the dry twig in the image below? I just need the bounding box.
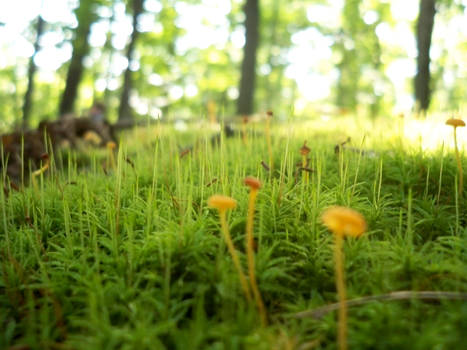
[291,291,467,320]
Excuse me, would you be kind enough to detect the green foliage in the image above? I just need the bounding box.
[1,118,466,348]
[334,0,391,117]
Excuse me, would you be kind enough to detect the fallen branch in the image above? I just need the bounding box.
[291,291,467,320]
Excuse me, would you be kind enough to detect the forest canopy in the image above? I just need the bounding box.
[0,0,466,129]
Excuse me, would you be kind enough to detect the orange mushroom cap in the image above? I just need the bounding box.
[445,118,465,128]
[244,176,262,190]
[208,195,237,211]
[321,206,367,238]
[32,154,50,177]
[106,141,117,150]
[300,141,310,156]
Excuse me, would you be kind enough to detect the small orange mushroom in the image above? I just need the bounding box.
[31,153,50,189]
[321,206,367,350]
[300,141,311,184]
[244,176,261,190]
[207,195,237,210]
[445,118,465,196]
[32,153,50,177]
[321,206,367,238]
[445,118,466,128]
[300,142,310,156]
[208,195,251,301]
[83,131,102,146]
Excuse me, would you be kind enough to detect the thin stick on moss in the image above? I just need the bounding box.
[291,291,467,319]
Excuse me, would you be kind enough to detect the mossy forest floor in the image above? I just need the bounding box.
[1,115,466,349]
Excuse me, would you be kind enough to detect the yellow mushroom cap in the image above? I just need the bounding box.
[208,195,237,211]
[445,118,465,128]
[300,141,310,156]
[244,176,262,190]
[107,141,117,150]
[84,131,102,145]
[321,206,367,238]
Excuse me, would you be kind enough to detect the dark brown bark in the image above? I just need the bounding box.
[22,16,45,128]
[415,0,436,112]
[59,0,96,116]
[118,0,144,121]
[237,0,260,116]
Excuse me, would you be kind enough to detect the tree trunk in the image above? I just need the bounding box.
[59,0,96,116]
[237,0,260,117]
[415,0,436,113]
[118,0,144,121]
[22,16,45,128]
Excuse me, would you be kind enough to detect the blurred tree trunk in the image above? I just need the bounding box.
[415,0,436,113]
[118,0,144,121]
[22,16,45,128]
[59,0,97,116]
[237,0,260,117]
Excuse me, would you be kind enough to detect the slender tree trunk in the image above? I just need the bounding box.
[22,16,45,128]
[118,0,144,121]
[59,0,96,116]
[237,0,260,117]
[415,0,436,113]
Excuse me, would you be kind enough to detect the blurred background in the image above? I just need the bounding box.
[0,0,466,129]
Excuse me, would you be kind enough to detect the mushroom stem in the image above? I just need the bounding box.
[246,188,267,326]
[333,233,347,350]
[31,156,50,190]
[300,141,311,185]
[219,209,252,302]
[107,142,117,170]
[453,128,463,197]
[32,161,49,178]
[302,154,308,184]
[321,206,366,350]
